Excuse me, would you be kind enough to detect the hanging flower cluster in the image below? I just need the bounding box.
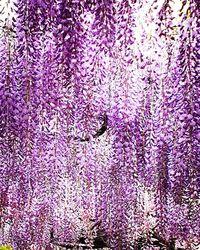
[0,0,199,249]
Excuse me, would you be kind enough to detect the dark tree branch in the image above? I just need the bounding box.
[75,113,108,142]
[93,113,108,138]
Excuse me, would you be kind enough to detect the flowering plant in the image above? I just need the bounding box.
[0,0,199,249]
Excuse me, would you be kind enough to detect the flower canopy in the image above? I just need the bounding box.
[0,0,199,249]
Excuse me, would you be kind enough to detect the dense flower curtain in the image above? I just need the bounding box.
[0,0,199,249]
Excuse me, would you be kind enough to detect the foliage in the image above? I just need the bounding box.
[0,244,13,250]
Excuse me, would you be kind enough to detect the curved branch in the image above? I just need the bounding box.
[75,113,108,142]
